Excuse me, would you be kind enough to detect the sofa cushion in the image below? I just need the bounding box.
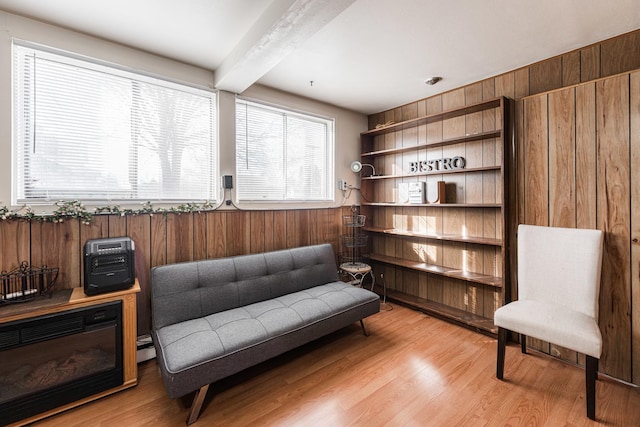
[155,281,377,373]
[151,244,339,329]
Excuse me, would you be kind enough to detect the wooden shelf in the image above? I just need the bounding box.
[374,286,497,335]
[359,96,513,335]
[366,253,503,288]
[362,97,503,138]
[361,165,500,180]
[363,202,501,208]
[361,130,502,157]
[363,226,502,246]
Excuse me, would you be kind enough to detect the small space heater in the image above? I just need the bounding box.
[84,237,135,296]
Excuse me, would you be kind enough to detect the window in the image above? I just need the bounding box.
[236,98,334,202]
[13,42,217,204]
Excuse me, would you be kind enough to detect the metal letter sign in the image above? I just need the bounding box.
[408,156,466,173]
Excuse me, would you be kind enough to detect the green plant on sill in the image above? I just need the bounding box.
[0,200,217,225]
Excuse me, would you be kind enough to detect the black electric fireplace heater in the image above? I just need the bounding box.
[84,237,135,296]
[0,301,123,424]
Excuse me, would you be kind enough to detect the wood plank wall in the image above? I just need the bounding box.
[368,29,640,384]
[0,207,349,337]
[522,71,640,384]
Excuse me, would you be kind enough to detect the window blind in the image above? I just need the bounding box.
[13,42,217,204]
[235,98,334,202]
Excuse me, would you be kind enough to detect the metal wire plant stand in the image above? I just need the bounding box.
[339,206,391,310]
[339,206,375,290]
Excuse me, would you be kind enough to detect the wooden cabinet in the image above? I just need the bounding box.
[2,282,140,426]
[360,97,514,334]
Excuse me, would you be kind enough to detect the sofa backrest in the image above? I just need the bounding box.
[151,243,339,329]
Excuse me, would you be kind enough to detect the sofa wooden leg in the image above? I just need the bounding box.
[497,327,507,380]
[360,320,369,336]
[520,334,527,354]
[186,384,210,425]
[586,355,598,420]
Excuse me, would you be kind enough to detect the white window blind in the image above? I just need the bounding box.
[236,98,334,202]
[13,42,217,204]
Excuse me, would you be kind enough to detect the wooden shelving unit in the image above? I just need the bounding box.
[360,96,514,335]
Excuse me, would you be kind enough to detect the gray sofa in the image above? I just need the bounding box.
[150,243,380,424]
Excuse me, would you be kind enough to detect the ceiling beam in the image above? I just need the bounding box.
[213,0,355,94]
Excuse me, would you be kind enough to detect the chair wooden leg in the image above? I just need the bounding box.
[521,334,527,354]
[497,327,507,380]
[586,355,598,420]
[187,384,210,425]
[360,319,369,336]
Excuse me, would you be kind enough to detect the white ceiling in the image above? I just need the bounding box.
[0,0,638,114]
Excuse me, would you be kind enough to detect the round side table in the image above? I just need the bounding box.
[339,262,375,291]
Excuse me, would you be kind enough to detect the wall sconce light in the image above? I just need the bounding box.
[350,160,376,176]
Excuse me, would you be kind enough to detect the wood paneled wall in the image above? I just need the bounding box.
[522,71,640,384]
[0,207,349,336]
[368,29,640,384]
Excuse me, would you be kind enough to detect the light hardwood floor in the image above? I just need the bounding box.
[32,304,640,426]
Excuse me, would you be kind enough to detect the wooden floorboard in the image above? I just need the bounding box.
[31,304,639,426]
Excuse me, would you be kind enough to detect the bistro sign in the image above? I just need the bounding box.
[408,156,466,173]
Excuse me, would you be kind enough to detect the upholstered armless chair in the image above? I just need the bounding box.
[495,224,604,420]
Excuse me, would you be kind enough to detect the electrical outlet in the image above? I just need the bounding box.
[338,179,348,190]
